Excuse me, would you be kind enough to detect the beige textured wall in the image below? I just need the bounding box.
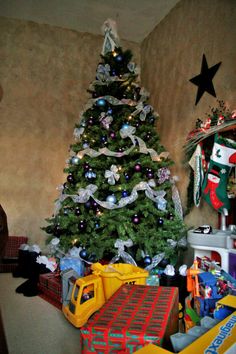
[0,17,140,249]
[141,0,236,230]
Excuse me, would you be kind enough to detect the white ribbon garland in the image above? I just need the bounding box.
[76,125,169,162]
[170,176,183,220]
[54,181,167,214]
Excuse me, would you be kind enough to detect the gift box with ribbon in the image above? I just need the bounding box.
[60,257,84,276]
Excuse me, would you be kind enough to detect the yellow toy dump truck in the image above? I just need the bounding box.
[62,262,148,328]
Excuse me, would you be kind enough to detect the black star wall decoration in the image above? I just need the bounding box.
[190,54,222,105]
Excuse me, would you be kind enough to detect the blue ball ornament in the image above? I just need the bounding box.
[121,123,129,130]
[85,170,96,180]
[96,98,106,107]
[121,190,128,198]
[83,142,89,149]
[157,217,164,227]
[115,54,123,62]
[79,248,87,259]
[124,173,130,181]
[100,135,107,143]
[106,194,117,204]
[144,255,152,266]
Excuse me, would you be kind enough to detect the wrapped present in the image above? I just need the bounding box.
[38,272,62,309]
[81,284,179,353]
[0,236,28,273]
[60,257,84,276]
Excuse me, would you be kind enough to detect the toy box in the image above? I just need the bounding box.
[133,295,236,354]
[81,284,179,353]
[38,272,62,309]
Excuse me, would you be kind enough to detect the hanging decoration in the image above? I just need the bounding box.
[188,142,206,207]
[189,54,222,105]
[202,134,236,213]
[101,19,120,55]
[105,165,120,185]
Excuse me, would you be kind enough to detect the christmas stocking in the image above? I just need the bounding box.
[189,142,206,207]
[202,134,236,213]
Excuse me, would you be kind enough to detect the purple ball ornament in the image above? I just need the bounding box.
[145,131,151,140]
[83,162,90,171]
[132,214,141,224]
[91,200,98,209]
[78,220,87,231]
[54,224,62,236]
[167,212,174,220]
[74,206,81,216]
[110,131,116,139]
[88,117,94,126]
[67,173,75,184]
[146,168,154,179]
[134,163,142,172]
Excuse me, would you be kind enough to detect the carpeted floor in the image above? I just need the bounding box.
[0,273,81,354]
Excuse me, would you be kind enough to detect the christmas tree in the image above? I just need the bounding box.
[43,20,186,267]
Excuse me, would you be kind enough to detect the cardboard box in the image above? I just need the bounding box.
[38,272,62,309]
[81,285,179,353]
